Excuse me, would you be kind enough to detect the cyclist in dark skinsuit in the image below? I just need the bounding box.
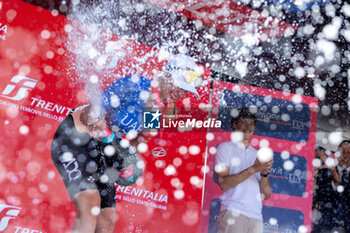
[51,54,204,233]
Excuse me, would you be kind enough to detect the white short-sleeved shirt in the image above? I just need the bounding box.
[215,141,262,220]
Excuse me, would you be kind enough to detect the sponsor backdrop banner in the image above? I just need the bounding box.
[200,81,318,233]
[0,1,211,232]
[143,0,298,41]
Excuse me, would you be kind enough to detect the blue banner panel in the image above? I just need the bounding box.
[218,90,310,142]
[262,206,304,233]
[269,152,307,197]
[208,199,221,233]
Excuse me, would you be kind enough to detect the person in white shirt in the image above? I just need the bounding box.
[215,109,273,233]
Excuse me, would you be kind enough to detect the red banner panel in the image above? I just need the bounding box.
[0,1,211,232]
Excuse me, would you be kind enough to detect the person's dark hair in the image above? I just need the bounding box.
[315,145,326,152]
[230,108,257,130]
[338,140,350,149]
[315,145,327,158]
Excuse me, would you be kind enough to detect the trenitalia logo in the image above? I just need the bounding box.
[0,204,21,231]
[151,147,167,157]
[1,75,38,101]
